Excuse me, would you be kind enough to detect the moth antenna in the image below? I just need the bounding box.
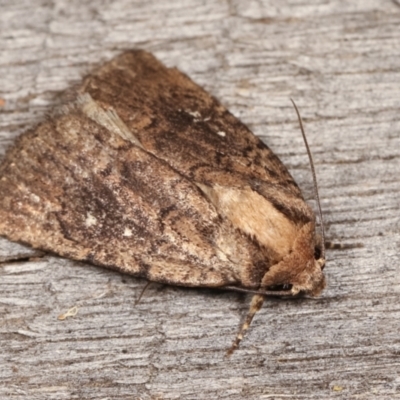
[325,241,364,250]
[135,281,153,306]
[226,294,264,356]
[290,99,326,260]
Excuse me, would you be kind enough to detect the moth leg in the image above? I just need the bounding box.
[226,294,264,356]
[325,241,364,250]
[135,281,153,306]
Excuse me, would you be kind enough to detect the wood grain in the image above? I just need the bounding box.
[1,0,399,399]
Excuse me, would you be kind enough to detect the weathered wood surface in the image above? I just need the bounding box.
[1,0,399,399]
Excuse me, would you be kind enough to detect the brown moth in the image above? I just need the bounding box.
[0,50,326,352]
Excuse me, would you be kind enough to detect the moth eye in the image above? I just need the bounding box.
[314,245,321,260]
[314,246,326,270]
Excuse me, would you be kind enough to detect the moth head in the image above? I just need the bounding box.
[260,222,326,297]
[287,99,326,296]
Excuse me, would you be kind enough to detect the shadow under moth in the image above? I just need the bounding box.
[0,50,326,353]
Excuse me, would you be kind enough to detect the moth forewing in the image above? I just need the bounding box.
[0,50,326,353]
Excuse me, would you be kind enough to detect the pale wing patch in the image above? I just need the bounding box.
[123,227,133,237]
[85,212,98,227]
[77,93,143,148]
[186,110,201,118]
[28,193,40,203]
[197,183,299,262]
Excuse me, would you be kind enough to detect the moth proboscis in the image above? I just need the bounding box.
[0,50,326,353]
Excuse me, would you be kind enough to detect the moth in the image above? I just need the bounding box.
[0,50,326,353]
